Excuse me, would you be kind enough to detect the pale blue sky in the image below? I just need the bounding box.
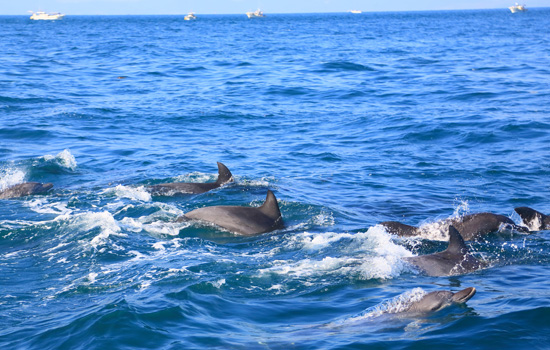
[3,0,548,15]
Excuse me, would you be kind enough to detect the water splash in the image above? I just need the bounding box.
[0,167,26,191]
[40,149,77,171]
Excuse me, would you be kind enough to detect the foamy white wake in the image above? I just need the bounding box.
[259,226,414,280]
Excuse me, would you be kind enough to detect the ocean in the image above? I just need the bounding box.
[1,9,550,349]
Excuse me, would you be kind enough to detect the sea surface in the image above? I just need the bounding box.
[1,9,550,349]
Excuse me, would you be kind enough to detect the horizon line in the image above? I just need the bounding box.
[5,7,548,16]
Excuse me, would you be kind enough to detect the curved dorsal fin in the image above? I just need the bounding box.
[445,225,468,255]
[216,162,234,185]
[259,190,282,220]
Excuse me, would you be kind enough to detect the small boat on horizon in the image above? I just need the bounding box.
[509,3,527,12]
[246,9,265,18]
[29,11,65,20]
[349,10,362,14]
[184,12,197,20]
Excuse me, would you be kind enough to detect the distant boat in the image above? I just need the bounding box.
[246,9,265,18]
[509,3,527,12]
[349,10,362,14]
[184,12,197,20]
[29,11,65,20]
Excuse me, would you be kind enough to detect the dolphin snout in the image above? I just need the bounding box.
[452,287,476,303]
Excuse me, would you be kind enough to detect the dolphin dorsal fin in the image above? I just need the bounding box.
[216,162,234,185]
[259,190,282,220]
[445,226,468,255]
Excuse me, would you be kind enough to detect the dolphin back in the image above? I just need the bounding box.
[0,182,53,199]
[405,226,481,276]
[182,190,283,236]
[380,221,418,236]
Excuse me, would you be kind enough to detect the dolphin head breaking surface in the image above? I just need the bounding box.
[179,190,284,236]
[514,207,550,231]
[0,182,54,199]
[148,162,234,196]
[405,287,476,313]
[404,226,482,276]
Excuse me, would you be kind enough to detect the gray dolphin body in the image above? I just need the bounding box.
[0,182,53,199]
[405,287,476,314]
[405,226,482,276]
[178,190,284,236]
[148,162,233,196]
[514,207,550,231]
[382,212,527,241]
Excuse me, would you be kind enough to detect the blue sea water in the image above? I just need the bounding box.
[1,9,550,349]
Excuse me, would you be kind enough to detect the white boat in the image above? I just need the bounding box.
[509,3,527,12]
[246,9,265,18]
[184,12,197,20]
[29,11,65,20]
[349,10,362,14]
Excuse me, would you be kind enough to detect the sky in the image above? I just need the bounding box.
[3,0,548,15]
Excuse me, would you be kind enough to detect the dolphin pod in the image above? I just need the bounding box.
[0,182,53,199]
[404,287,476,314]
[178,190,284,236]
[404,226,482,276]
[514,207,550,231]
[148,162,234,195]
[381,212,528,241]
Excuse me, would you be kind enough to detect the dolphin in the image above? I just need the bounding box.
[381,212,527,241]
[178,190,284,236]
[514,207,550,231]
[405,226,482,276]
[404,287,476,314]
[0,182,53,199]
[148,162,233,196]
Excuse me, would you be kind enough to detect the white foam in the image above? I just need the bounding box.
[103,185,152,202]
[261,226,413,280]
[0,168,26,191]
[41,149,77,170]
[119,208,188,236]
[26,198,72,215]
[289,231,354,252]
[209,279,226,288]
[172,172,214,183]
[240,177,273,187]
[52,211,125,249]
[87,272,98,284]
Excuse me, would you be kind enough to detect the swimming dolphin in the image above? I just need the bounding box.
[0,182,53,199]
[514,207,550,231]
[148,162,233,196]
[405,226,482,276]
[405,287,476,314]
[381,212,527,241]
[178,190,284,236]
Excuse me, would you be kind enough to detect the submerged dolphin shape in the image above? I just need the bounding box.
[514,207,550,231]
[405,226,482,276]
[381,212,527,241]
[148,162,233,195]
[0,182,53,199]
[405,287,476,314]
[178,190,284,236]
